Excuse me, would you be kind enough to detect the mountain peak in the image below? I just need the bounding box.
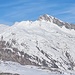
[38,14,54,22]
[38,14,75,30]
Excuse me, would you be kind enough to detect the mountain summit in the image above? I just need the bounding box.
[39,14,75,29]
[39,14,54,22]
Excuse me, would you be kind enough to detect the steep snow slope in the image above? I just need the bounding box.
[0,15,75,73]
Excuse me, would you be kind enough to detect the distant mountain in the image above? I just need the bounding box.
[0,14,75,74]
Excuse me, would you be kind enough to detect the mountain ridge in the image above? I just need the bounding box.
[1,14,75,30]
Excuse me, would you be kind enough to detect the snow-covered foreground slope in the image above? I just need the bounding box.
[0,61,75,75]
[0,15,75,74]
[0,61,56,75]
[0,61,50,75]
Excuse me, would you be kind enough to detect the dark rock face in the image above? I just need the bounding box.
[39,14,75,29]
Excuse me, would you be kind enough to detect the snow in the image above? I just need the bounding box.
[0,19,75,74]
[60,26,75,35]
[0,21,75,59]
[0,24,9,34]
[0,61,75,75]
[0,61,50,75]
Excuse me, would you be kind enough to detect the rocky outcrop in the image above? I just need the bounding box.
[0,38,36,66]
[0,37,49,68]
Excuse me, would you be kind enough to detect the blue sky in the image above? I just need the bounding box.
[0,0,75,25]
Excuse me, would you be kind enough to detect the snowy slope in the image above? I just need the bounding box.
[0,61,75,75]
[0,61,50,75]
[0,15,75,74]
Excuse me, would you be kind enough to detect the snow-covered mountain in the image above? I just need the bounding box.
[0,14,75,74]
